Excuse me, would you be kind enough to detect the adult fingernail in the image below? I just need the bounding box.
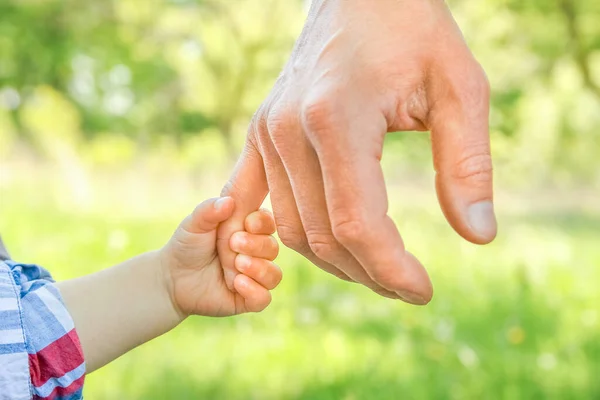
[236,254,252,272]
[467,201,497,240]
[214,197,229,211]
[397,290,428,306]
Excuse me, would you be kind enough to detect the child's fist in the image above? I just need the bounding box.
[160,197,281,317]
[231,208,281,290]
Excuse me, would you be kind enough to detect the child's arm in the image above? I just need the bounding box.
[56,251,180,373]
[57,197,281,373]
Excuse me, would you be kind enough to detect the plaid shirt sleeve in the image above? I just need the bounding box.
[0,260,85,400]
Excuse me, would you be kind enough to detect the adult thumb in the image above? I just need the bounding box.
[428,63,497,245]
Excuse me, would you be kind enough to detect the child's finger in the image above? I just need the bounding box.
[244,208,276,235]
[235,254,282,290]
[234,274,272,312]
[180,197,235,234]
[230,232,279,260]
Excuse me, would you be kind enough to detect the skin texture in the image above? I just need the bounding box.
[58,197,281,372]
[218,0,497,305]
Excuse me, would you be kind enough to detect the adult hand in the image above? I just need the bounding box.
[218,0,497,305]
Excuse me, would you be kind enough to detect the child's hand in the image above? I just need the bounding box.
[160,197,282,317]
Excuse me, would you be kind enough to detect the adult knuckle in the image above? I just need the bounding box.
[453,149,493,183]
[306,232,340,263]
[331,218,366,247]
[266,106,296,151]
[301,97,338,140]
[249,106,270,145]
[266,108,294,138]
[250,105,268,132]
[277,223,309,254]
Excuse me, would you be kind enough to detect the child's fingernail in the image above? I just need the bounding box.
[232,233,247,249]
[225,269,238,289]
[236,254,252,272]
[236,277,248,289]
[215,197,229,211]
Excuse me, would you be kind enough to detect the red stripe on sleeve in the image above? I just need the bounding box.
[33,374,85,400]
[29,329,85,388]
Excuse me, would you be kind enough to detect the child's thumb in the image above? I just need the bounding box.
[180,197,235,234]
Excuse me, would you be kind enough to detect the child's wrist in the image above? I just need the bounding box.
[154,249,188,323]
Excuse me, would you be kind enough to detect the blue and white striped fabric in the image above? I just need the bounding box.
[0,260,85,400]
[0,260,31,400]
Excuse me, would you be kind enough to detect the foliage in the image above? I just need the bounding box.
[0,0,598,183]
[0,0,303,155]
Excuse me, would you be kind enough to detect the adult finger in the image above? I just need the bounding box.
[255,113,353,283]
[303,99,433,305]
[218,137,269,289]
[427,59,497,245]
[267,108,400,299]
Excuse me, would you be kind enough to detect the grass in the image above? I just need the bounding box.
[1,159,599,400]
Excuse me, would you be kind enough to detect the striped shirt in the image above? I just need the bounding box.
[0,260,85,400]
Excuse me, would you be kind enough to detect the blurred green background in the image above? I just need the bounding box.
[1,0,599,399]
